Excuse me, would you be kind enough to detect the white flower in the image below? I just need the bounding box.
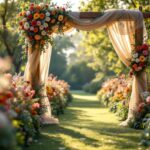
[135,58,139,63]
[25,39,29,44]
[49,6,55,11]
[133,53,138,58]
[37,21,41,26]
[41,31,46,36]
[30,26,34,31]
[28,43,32,48]
[22,45,26,49]
[24,22,30,30]
[39,3,45,8]
[44,23,48,28]
[26,11,31,16]
[22,18,27,22]
[46,17,51,22]
[46,12,50,16]
[39,25,44,30]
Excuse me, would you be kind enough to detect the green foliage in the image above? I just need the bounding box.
[50,36,74,78]
[63,61,95,89]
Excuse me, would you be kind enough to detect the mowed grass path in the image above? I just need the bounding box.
[27,90,145,150]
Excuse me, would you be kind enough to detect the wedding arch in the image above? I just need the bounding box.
[19,3,150,125]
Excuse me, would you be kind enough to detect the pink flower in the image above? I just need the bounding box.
[146,96,150,105]
[143,50,149,56]
[138,102,146,112]
[32,103,40,109]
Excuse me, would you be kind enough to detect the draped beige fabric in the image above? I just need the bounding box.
[24,9,148,125]
[25,45,59,124]
[68,9,148,125]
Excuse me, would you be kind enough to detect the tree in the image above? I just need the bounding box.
[63,61,96,89]
[49,36,75,78]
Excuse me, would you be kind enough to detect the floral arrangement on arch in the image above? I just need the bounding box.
[130,44,149,75]
[19,2,71,52]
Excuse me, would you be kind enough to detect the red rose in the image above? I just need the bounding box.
[30,6,34,11]
[141,44,149,50]
[27,14,33,20]
[31,20,37,26]
[6,91,14,99]
[19,21,23,26]
[136,46,142,51]
[139,62,145,67]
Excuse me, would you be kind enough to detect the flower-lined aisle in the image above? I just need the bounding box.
[0,58,72,150]
[97,74,150,146]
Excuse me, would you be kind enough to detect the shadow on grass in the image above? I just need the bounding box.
[26,91,144,150]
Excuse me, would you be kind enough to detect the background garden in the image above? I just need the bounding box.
[0,0,150,150]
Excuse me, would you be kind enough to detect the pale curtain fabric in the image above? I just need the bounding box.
[67,9,148,125]
[25,45,59,124]
[24,9,148,125]
[107,21,147,125]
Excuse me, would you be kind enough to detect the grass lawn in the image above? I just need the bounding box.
[27,90,146,150]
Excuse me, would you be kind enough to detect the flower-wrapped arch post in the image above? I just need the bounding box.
[19,3,71,124]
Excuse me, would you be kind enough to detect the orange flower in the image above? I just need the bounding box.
[36,5,41,11]
[40,13,45,19]
[34,27,38,33]
[34,13,40,20]
[34,34,41,40]
[132,64,138,69]
[58,15,64,21]
[139,56,145,62]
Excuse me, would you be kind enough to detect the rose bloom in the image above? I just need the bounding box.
[31,20,37,26]
[39,25,44,30]
[46,17,51,22]
[32,103,40,109]
[34,34,41,40]
[41,31,46,36]
[40,13,45,19]
[51,19,56,24]
[34,27,38,33]
[30,26,34,31]
[37,21,41,26]
[138,102,146,112]
[36,5,41,11]
[46,12,50,17]
[146,96,150,105]
[142,44,149,50]
[132,64,138,69]
[143,50,149,56]
[28,14,33,20]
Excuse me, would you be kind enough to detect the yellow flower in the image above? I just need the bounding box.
[12,120,22,128]
[34,13,40,20]
[46,86,53,94]
[58,15,64,21]
[139,56,145,62]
